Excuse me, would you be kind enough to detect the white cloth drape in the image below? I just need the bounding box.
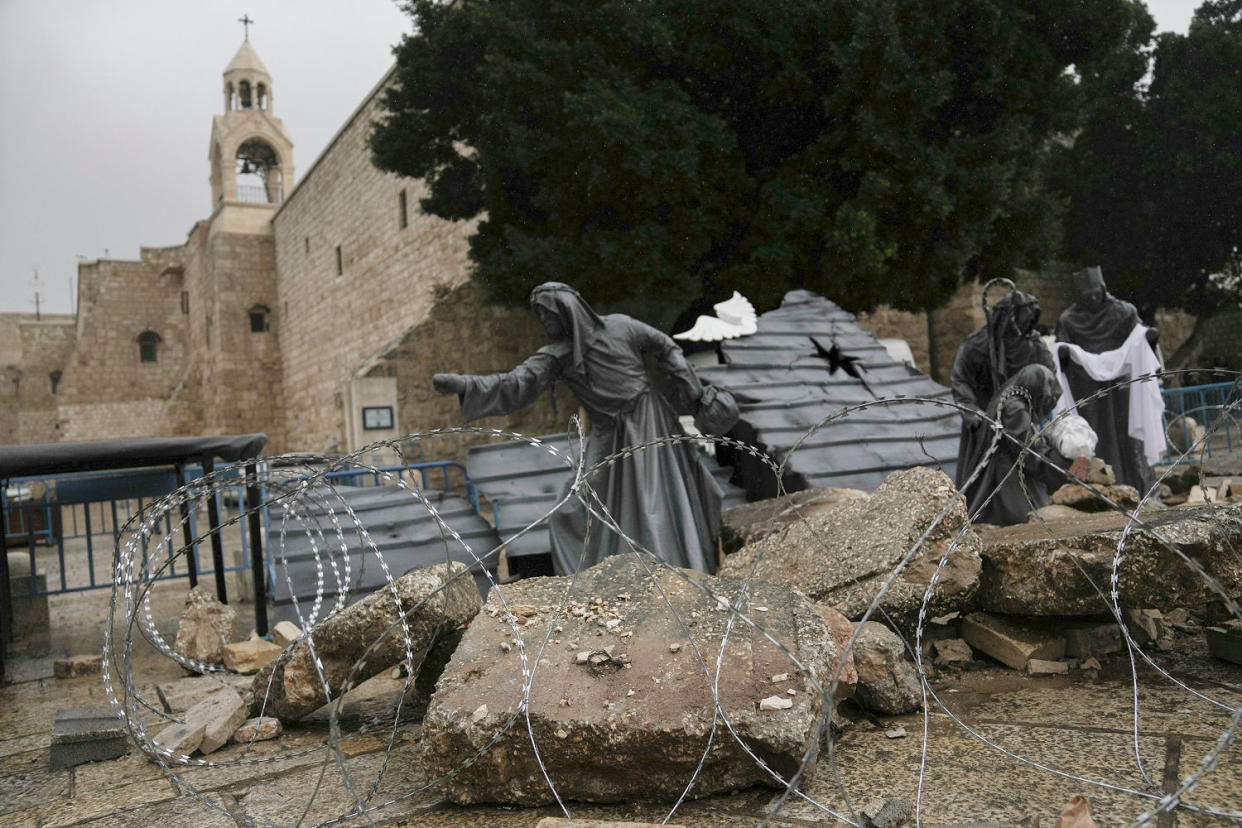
[1052,324,1164,464]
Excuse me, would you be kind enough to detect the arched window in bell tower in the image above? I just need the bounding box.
[235,139,282,203]
[224,81,235,112]
[256,83,267,110]
[239,80,252,109]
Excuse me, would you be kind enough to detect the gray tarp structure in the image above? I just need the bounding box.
[698,290,960,499]
[0,434,268,682]
[467,433,746,570]
[267,484,500,625]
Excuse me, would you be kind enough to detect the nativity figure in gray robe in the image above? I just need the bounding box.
[433,282,722,576]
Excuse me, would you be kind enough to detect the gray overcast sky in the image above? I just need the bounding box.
[0,1,1197,315]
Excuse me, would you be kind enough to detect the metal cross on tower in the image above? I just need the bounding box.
[239,14,254,39]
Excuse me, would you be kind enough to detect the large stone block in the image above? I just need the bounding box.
[423,553,838,806]
[721,467,982,637]
[253,561,481,721]
[51,707,127,769]
[977,504,1242,617]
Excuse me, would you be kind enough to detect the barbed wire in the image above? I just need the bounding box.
[99,375,1242,826]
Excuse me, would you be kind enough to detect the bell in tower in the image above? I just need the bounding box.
[208,18,294,211]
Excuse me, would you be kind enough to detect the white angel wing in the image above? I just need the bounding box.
[712,291,757,334]
[674,314,741,341]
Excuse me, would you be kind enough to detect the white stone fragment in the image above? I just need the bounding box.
[758,695,793,711]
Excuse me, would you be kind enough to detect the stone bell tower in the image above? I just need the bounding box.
[208,29,295,231]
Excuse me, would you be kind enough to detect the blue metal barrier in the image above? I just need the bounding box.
[323,460,477,510]
[1162,380,1242,462]
[1,465,256,598]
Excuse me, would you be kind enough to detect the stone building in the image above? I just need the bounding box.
[0,37,563,460]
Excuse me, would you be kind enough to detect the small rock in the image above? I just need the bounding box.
[885,726,907,739]
[500,641,512,653]
[513,605,538,617]
[154,686,248,756]
[771,672,790,683]
[54,653,103,678]
[852,622,923,715]
[932,638,973,665]
[576,651,591,663]
[271,620,302,648]
[232,716,281,743]
[1085,457,1115,486]
[667,643,682,653]
[471,704,488,724]
[758,695,793,711]
[222,634,283,674]
[173,586,236,666]
[1080,657,1102,670]
[1027,658,1069,676]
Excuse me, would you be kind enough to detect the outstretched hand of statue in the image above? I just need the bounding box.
[432,373,467,395]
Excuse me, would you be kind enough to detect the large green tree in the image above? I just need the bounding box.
[373,0,1137,323]
[1052,0,1242,328]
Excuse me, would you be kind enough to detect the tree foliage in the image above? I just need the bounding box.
[372,0,1137,322]
[1051,0,1242,318]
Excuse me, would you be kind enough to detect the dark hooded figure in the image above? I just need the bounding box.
[951,289,1055,489]
[433,282,722,576]
[1055,267,1157,492]
[959,363,1068,526]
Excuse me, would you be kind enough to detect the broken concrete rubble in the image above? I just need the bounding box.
[720,486,868,551]
[156,674,254,714]
[850,622,923,715]
[222,632,283,673]
[231,716,282,743]
[173,586,237,666]
[422,553,838,805]
[1049,482,1141,512]
[960,613,1065,671]
[54,653,103,678]
[272,620,302,648]
[721,467,982,638]
[253,561,482,721]
[976,504,1242,618]
[153,686,248,757]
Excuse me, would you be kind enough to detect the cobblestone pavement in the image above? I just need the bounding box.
[2,551,1240,827]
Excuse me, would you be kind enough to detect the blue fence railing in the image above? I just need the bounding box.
[1162,380,1242,463]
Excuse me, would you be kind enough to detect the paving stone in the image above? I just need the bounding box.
[221,633,282,674]
[53,654,103,679]
[49,708,127,770]
[960,613,1065,671]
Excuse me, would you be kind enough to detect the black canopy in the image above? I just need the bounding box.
[0,434,267,479]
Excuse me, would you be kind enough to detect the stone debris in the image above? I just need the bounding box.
[51,707,127,769]
[423,553,839,805]
[814,604,859,698]
[771,672,790,683]
[961,613,1065,671]
[1084,458,1115,486]
[851,622,922,715]
[231,716,282,743]
[173,586,237,666]
[758,695,793,711]
[1027,504,1088,523]
[471,703,488,724]
[1124,608,1165,644]
[1205,624,1242,665]
[1079,657,1102,671]
[1062,623,1123,660]
[53,653,103,678]
[722,467,982,639]
[932,638,973,665]
[1027,658,1069,676]
[863,796,915,828]
[977,504,1242,617]
[1050,482,1141,513]
[885,726,907,739]
[271,620,302,648]
[1186,485,1217,504]
[252,561,482,722]
[719,486,869,551]
[222,632,283,674]
[155,686,249,756]
[156,674,254,714]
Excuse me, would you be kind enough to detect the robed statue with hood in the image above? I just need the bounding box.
[1054,267,1162,492]
[434,282,722,576]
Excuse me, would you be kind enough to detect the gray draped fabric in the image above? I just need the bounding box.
[452,284,722,575]
[959,364,1067,526]
[951,290,1054,489]
[1054,267,1154,491]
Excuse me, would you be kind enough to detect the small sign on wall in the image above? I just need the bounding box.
[361,405,394,431]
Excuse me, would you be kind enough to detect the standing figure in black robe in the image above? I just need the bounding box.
[951,289,1055,490]
[1055,267,1157,492]
[433,282,722,576]
[960,364,1068,526]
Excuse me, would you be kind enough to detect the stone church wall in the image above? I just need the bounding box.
[0,314,75,445]
[273,73,483,453]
